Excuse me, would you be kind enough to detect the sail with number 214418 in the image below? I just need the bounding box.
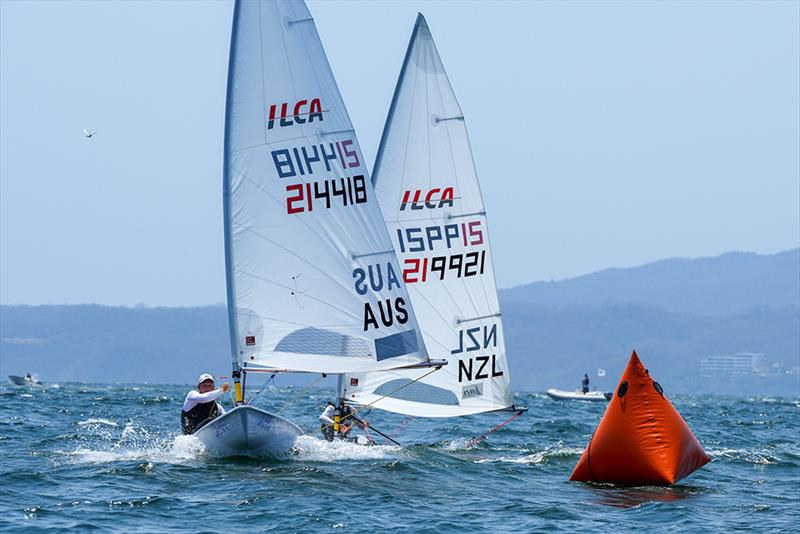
[192,0,443,458]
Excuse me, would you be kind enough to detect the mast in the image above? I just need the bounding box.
[336,374,345,403]
[223,0,244,404]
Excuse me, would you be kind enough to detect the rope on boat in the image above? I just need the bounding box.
[349,415,399,446]
[275,373,326,415]
[245,373,277,404]
[383,416,414,445]
[467,409,525,447]
[363,424,374,444]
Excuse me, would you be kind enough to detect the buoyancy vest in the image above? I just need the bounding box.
[181,400,219,435]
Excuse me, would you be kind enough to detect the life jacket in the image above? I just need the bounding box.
[338,405,353,436]
[181,400,219,435]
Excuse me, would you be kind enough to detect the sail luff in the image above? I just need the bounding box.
[223,0,243,378]
[371,13,427,189]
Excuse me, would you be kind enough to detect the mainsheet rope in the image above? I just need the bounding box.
[466,409,525,447]
[383,416,414,445]
[275,373,326,415]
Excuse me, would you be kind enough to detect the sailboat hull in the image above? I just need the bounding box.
[192,405,303,458]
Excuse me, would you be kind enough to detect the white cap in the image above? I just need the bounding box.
[197,373,215,386]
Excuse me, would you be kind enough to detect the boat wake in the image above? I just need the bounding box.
[62,435,205,465]
[292,435,400,462]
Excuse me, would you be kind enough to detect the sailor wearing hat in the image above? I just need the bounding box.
[181,373,231,434]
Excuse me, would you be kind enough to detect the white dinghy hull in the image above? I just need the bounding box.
[193,405,303,458]
[546,388,612,402]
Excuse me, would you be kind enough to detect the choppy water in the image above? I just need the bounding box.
[0,382,798,532]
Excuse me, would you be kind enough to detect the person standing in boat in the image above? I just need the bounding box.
[581,373,590,394]
[181,373,230,435]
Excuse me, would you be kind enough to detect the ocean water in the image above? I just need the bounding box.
[0,382,797,532]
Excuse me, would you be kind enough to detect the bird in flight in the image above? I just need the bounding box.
[83,129,96,138]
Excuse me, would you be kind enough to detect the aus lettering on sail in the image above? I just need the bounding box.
[353,262,409,332]
[452,324,504,383]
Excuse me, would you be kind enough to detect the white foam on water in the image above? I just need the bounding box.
[78,418,118,427]
[292,435,399,462]
[475,443,584,465]
[442,437,477,451]
[706,448,778,465]
[59,420,207,465]
[61,435,206,465]
[170,434,207,460]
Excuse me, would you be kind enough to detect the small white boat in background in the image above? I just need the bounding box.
[8,374,41,386]
[193,405,304,458]
[547,388,612,402]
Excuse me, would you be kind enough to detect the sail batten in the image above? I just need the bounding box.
[342,14,514,416]
[223,0,429,375]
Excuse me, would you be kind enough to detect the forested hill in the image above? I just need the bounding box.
[2,249,797,395]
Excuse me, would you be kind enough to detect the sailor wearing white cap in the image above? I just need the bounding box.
[180,373,231,434]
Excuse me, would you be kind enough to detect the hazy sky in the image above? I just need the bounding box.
[1,0,798,306]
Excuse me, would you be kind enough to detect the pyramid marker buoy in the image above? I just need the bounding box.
[570,350,711,485]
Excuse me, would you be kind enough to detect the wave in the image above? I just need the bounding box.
[475,442,584,465]
[77,418,118,427]
[706,447,780,465]
[441,437,477,451]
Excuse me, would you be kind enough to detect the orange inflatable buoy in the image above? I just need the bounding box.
[570,350,711,485]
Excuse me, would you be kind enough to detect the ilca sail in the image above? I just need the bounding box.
[341,15,516,417]
[223,0,433,397]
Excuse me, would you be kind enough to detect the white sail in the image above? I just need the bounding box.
[341,14,515,417]
[223,0,429,375]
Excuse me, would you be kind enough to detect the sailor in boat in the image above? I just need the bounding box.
[337,403,374,444]
[181,373,230,435]
[319,401,373,444]
[319,401,336,442]
[581,374,590,394]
